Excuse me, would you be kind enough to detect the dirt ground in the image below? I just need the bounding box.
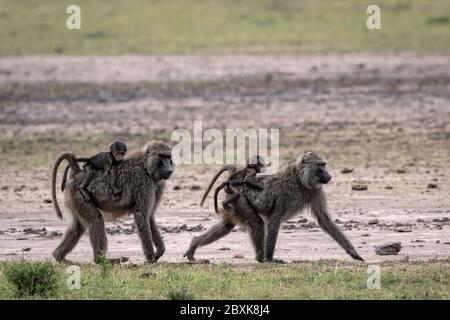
[0,53,449,264]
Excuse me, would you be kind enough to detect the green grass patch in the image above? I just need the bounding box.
[0,0,449,55]
[0,260,449,299]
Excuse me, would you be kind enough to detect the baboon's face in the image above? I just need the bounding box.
[112,150,126,162]
[298,152,332,190]
[146,153,174,180]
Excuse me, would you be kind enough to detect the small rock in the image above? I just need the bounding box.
[427,183,438,189]
[190,185,201,191]
[43,199,52,204]
[22,247,31,252]
[375,242,402,255]
[362,233,370,237]
[352,183,368,191]
[219,247,230,251]
[385,185,393,190]
[416,218,424,222]
[173,185,181,190]
[14,185,26,192]
[396,169,407,174]
[394,228,412,233]
[1,186,8,190]
[341,168,354,174]
[232,253,244,259]
[368,219,379,225]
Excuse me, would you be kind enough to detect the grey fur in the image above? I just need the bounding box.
[51,141,174,263]
[185,151,364,262]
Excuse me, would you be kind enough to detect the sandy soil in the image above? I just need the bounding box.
[0,53,449,264]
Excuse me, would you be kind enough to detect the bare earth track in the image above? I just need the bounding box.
[0,53,449,264]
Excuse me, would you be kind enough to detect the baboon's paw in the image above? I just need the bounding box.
[183,249,196,261]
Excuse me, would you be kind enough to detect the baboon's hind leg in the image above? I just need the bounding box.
[53,217,85,262]
[85,208,108,263]
[183,219,235,261]
[246,216,265,262]
[71,194,108,263]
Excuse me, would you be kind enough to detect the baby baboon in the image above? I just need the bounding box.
[185,151,364,263]
[77,140,127,202]
[51,140,174,264]
[200,155,266,215]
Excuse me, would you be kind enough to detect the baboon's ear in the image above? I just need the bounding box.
[296,152,308,166]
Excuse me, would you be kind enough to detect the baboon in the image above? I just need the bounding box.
[200,155,266,215]
[77,140,128,202]
[51,140,174,264]
[185,151,364,263]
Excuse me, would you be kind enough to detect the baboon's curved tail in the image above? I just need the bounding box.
[200,164,236,208]
[52,152,81,219]
[61,165,70,192]
[61,157,89,192]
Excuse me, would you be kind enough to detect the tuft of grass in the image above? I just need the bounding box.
[167,287,196,300]
[2,260,60,298]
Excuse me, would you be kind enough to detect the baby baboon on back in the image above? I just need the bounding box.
[200,155,266,217]
[51,140,174,264]
[186,151,364,263]
[78,140,127,202]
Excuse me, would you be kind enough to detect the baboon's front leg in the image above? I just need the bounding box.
[134,211,155,263]
[149,216,165,261]
[311,190,364,261]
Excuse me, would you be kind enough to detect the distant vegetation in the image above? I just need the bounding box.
[0,0,449,55]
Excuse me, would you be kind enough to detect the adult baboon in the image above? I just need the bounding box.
[51,140,174,264]
[185,151,364,263]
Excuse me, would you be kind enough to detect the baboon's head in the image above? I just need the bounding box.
[297,151,331,190]
[144,141,174,181]
[110,140,127,162]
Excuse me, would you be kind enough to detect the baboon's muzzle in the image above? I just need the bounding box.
[319,174,332,184]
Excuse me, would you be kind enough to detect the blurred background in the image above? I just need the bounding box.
[0,0,449,55]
